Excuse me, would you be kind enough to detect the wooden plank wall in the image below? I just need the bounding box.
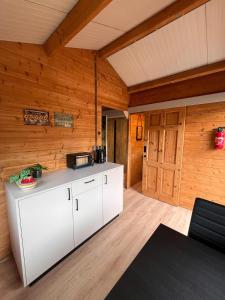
[0,41,128,260]
[127,114,144,187]
[97,56,129,144]
[180,101,225,209]
[133,101,225,210]
[107,117,128,186]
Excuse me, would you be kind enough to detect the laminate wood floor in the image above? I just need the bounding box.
[0,183,191,300]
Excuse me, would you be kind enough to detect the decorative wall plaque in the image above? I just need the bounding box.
[136,126,143,141]
[54,112,74,128]
[24,109,49,126]
[136,114,143,141]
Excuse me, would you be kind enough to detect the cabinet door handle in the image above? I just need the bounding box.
[67,188,71,200]
[84,179,95,184]
[76,198,79,211]
[105,174,108,184]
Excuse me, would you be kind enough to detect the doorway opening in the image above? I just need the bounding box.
[127,113,145,189]
[102,107,128,187]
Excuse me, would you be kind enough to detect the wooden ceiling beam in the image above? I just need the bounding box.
[129,70,225,107]
[44,0,112,56]
[99,0,209,58]
[128,60,225,94]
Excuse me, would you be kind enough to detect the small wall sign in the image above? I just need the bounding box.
[136,114,143,141]
[136,126,143,141]
[24,109,49,126]
[54,112,74,128]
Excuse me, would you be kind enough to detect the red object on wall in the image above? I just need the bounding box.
[215,128,224,150]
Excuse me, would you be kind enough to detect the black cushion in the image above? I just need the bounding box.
[188,197,225,253]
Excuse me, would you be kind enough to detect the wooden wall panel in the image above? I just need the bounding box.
[0,41,128,260]
[127,114,144,187]
[98,56,128,110]
[107,117,128,186]
[97,56,129,144]
[107,118,115,162]
[180,101,225,209]
[115,118,128,172]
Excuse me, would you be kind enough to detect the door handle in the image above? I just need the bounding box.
[84,179,95,184]
[75,198,79,211]
[67,188,71,200]
[105,174,108,184]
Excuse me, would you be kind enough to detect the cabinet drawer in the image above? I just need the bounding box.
[72,174,102,196]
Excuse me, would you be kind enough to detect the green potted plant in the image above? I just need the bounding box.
[30,164,48,179]
[9,168,37,190]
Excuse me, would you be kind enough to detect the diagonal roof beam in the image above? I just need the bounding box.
[44,0,112,56]
[99,0,209,58]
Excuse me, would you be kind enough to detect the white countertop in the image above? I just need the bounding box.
[5,162,123,201]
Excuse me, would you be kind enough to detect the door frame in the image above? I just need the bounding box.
[101,105,129,188]
[127,113,145,189]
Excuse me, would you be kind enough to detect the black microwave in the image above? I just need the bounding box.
[67,152,94,169]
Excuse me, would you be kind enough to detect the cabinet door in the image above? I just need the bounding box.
[73,185,103,247]
[102,167,123,225]
[19,185,74,285]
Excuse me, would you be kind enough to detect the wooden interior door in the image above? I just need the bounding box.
[142,112,161,199]
[142,108,185,206]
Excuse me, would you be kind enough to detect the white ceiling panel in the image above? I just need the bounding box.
[66,0,175,49]
[0,0,78,44]
[207,0,225,63]
[94,0,175,31]
[131,6,207,81]
[67,22,123,50]
[108,5,208,86]
[26,0,78,13]
[107,47,148,86]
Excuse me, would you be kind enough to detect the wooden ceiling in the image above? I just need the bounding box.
[44,0,112,55]
[128,60,225,94]
[1,0,225,105]
[0,0,79,44]
[108,5,208,86]
[66,0,174,50]
[99,0,209,58]
[108,0,225,87]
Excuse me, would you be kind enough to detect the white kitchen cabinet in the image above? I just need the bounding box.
[73,184,103,246]
[18,185,74,285]
[5,163,123,286]
[102,166,123,225]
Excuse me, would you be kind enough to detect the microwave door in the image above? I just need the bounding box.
[76,156,89,167]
